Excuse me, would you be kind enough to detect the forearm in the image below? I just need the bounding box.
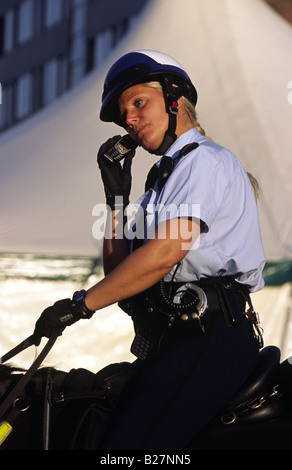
[103,208,130,275]
[86,218,200,312]
[87,241,171,311]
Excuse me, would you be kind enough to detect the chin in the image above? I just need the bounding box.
[140,137,164,154]
[141,143,159,155]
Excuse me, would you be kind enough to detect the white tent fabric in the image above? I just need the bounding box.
[0,0,291,259]
[1,0,292,370]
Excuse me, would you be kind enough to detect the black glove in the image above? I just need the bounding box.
[31,291,94,346]
[97,135,135,209]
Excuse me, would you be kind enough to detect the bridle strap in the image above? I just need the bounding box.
[0,329,62,421]
[1,335,36,364]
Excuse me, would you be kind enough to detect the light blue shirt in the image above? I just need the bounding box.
[131,127,265,292]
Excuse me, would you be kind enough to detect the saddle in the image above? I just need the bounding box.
[218,346,290,425]
[189,346,292,450]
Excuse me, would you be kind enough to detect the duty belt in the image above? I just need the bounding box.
[119,277,263,361]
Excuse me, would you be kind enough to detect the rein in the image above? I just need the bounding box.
[0,329,62,447]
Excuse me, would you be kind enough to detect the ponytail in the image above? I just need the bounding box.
[247,172,261,200]
[145,83,260,200]
[182,97,260,199]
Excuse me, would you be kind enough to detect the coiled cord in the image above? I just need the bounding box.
[158,279,199,315]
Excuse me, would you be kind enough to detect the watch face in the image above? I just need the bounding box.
[74,290,84,302]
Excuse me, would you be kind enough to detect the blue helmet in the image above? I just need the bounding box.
[100,50,198,155]
[100,50,198,126]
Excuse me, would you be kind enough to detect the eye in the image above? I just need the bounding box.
[134,99,143,108]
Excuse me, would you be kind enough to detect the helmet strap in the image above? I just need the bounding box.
[151,77,181,155]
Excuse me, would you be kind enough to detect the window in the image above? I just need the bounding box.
[4,10,14,54]
[92,29,113,69]
[44,0,63,28]
[15,73,33,120]
[69,0,87,86]
[18,0,34,44]
[0,85,13,130]
[42,57,67,106]
[0,9,14,56]
[0,16,3,56]
[42,59,58,106]
[0,84,3,129]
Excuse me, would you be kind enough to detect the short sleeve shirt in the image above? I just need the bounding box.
[131,127,265,292]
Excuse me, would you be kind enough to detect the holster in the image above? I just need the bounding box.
[214,279,246,327]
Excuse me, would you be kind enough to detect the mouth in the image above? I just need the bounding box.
[135,124,148,140]
[128,124,146,144]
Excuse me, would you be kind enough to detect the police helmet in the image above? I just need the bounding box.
[100,50,198,126]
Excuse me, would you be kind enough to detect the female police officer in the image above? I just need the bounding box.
[33,50,265,449]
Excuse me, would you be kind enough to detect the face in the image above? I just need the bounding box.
[118,84,169,152]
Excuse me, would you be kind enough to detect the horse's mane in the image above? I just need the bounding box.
[0,364,26,375]
[0,364,59,378]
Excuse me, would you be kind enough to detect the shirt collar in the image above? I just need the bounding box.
[164,127,206,159]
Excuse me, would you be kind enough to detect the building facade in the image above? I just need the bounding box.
[0,0,149,133]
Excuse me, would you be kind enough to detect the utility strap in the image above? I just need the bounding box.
[0,336,35,364]
[0,329,62,421]
[145,142,199,192]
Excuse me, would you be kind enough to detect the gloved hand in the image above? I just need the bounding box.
[97,135,135,209]
[31,293,94,346]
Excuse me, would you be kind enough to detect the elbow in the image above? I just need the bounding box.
[152,242,187,274]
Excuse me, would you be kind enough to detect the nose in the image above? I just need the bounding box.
[124,108,138,129]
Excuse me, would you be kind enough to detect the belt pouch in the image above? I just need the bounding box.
[130,325,165,362]
[215,281,244,327]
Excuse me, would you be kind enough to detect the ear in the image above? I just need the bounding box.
[177,96,184,107]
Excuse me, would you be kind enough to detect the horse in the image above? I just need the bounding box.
[1,345,292,450]
[0,360,137,450]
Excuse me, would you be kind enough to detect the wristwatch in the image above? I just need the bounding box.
[73,289,95,318]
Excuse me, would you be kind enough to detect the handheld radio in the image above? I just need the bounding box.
[103,135,137,166]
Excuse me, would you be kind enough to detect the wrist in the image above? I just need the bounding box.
[106,195,129,210]
[73,290,95,318]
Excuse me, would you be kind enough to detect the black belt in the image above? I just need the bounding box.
[164,276,247,314]
[165,277,263,348]
[123,277,262,361]
[120,277,249,327]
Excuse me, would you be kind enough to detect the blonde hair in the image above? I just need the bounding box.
[181,96,207,137]
[145,81,260,199]
[182,96,261,199]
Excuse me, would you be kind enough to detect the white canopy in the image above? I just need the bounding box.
[0,0,291,259]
